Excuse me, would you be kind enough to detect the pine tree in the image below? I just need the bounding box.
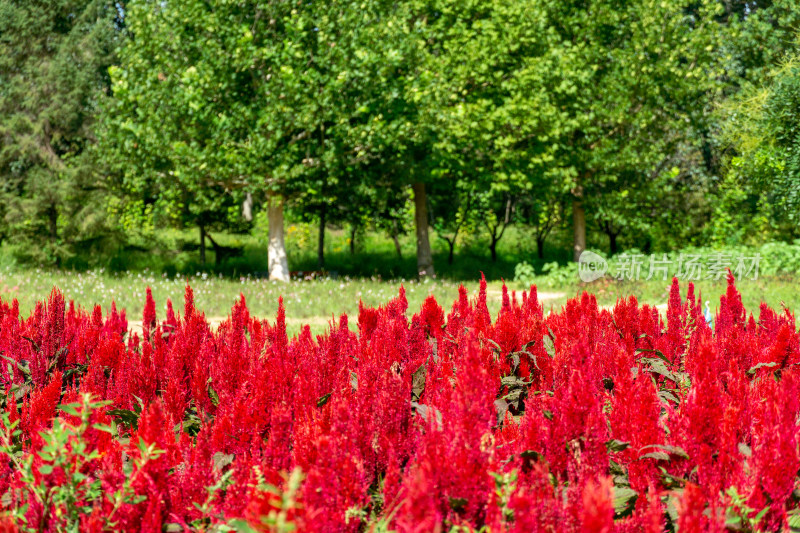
[0,0,120,264]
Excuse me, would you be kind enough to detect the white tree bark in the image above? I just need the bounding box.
[268,196,290,282]
[242,191,253,222]
[413,182,435,277]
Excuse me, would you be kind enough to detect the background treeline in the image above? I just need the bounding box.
[1,0,800,280]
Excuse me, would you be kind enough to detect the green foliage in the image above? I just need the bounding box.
[0,0,121,265]
[724,487,771,532]
[724,44,800,223]
[513,261,536,287]
[225,468,305,533]
[5,0,800,272]
[0,394,165,532]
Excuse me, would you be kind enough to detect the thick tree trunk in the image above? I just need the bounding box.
[448,240,455,265]
[572,192,586,262]
[413,182,435,277]
[317,204,326,269]
[267,196,289,282]
[199,224,206,267]
[537,237,545,259]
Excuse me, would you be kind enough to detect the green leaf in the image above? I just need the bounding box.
[640,451,671,461]
[213,452,235,471]
[411,363,426,402]
[92,423,116,435]
[754,506,770,523]
[542,335,556,358]
[520,449,543,462]
[640,357,678,382]
[636,348,670,365]
[226,519,259,533]
[738,442,752,457]
[613,486,638,518]
[448,496,468,513]
[57,403,82,417]
[658,390,680,405]
[20,336,41,353]
[747,361,779,375]
[208,385,220,407]
[316,392,332,408]
[39,464,53,475]
[494,398,509,426]
[787,510,800,531]
[606,439,630,453]
[107,408,140,429]
[640,444,689,460]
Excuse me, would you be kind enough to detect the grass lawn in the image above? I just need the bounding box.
[0,266,796,336]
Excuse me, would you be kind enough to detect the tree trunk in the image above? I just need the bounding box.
[47,203,58,241]
[205,232,222,268]
[268,196,289,282]
[489,239,498,263]
[448,240,455,265]
[608,232,618,256]
[391,220,402,259]
[317,204,326,269]
[572,192,586,262]
[349,224,357,256]
[199,224,206,267]
[413,182,435,277]
[537,237,545,259]
[242,192,253,222]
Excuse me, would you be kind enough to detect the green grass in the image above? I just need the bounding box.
[0,265,797,337]
[3,224,799,335]
[0,267,507,335]
[575,276,800,314]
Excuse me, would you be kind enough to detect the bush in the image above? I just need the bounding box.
[0,276,799,530]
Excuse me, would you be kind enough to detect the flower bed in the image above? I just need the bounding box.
[0,274,798,531]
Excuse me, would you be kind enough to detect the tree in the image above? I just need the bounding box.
[420,0,727,262]
[537,0,726,261]
[240,0,424,278]
[711,2,800,239]
[430,178,479,265]
[517,188,564,260]
[724,41,800,222]
[412,0,555,269]
[101,0,420,280]
[0,0,121,265]
[98,0,254,270]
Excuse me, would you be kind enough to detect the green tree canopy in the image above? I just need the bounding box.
[101,0,423,279]
[0,0,120,265]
